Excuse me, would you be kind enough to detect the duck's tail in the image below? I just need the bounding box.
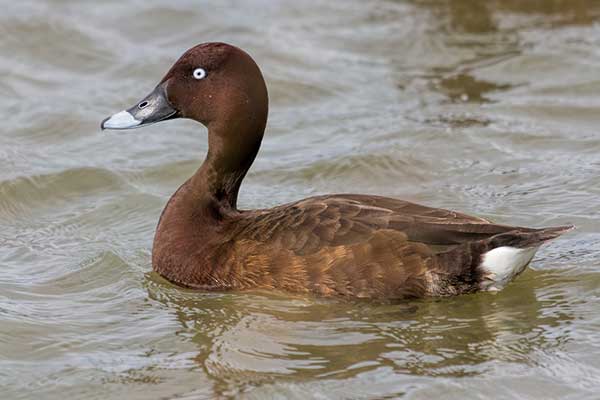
[428,225,574,296]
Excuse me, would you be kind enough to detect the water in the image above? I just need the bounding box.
[1,0,600,398]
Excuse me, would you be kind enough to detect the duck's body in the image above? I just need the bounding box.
[153,187,568,298]
[102,42,572,299]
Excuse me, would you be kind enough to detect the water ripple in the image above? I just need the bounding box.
[2,1,600,399]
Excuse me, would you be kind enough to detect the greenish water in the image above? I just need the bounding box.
[1,1,600,398]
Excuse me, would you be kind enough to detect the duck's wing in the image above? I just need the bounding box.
[238,194,519,256]
[225,195,570,298]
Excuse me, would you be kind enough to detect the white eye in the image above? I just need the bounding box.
[193,68,206,80]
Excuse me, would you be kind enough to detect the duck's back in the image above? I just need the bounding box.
[238,194,510,250]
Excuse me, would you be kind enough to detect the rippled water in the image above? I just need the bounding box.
[1,1,600,398]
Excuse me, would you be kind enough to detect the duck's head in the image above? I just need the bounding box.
[101,42,268,134]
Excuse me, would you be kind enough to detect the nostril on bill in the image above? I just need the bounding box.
[138,101,149,109]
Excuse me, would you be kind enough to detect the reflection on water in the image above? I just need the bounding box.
[413,0,600,31]
[1,0,600,399]
[144,268,579,398]
[435,73,514,103]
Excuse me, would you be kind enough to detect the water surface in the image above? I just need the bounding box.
[1,1,599,398]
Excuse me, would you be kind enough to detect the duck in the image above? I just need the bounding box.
[101,42,573,299]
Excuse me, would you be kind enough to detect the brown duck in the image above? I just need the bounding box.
[102,43,572,300]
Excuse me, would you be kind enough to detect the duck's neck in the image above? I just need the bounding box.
[188,118,265,212]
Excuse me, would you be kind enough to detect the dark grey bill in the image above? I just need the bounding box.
[101,82,178,130]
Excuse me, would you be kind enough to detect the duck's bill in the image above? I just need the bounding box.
[101,83,178,130]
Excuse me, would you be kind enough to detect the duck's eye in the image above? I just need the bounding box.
[193,68,206,80]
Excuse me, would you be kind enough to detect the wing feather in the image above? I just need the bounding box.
[237,194,517,256]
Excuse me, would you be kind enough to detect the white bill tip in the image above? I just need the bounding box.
[102,110,141,130]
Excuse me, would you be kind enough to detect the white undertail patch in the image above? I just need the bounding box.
[479,246,539,291]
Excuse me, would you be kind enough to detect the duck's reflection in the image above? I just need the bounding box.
[145,268,573,392]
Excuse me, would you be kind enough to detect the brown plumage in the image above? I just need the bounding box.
[102,42,573,300]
